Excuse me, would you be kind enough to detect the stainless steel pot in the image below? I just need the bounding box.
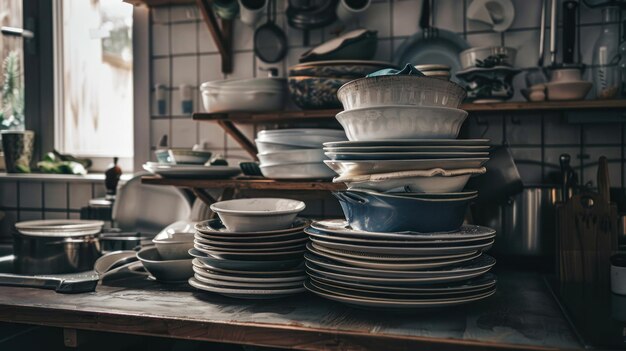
[13,232,102,275]
[472,186,561,257]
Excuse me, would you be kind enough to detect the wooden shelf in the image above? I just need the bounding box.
[193,99,626,123]
[142,176,345,191]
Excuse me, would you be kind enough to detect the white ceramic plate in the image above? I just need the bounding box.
[257,148,326,167]
[194,240,306,253]
[311,220,496,241]
[305,252,496,279]
[189,277,305,299]
[305,227,495,245]
[192,260,305,282]
[308,243,482,271]
[325,151,490,161]
[308,269,497,293]
[306,261,492,286]
[324,158,489,176]
[192,259,304,276]
[195,218,310,236]
[193,245,305,260]
[193,269,305,288]
[257,128,346,138]
[189,248,302,271]
[15,219,104,237]
[304,280,495,309]
[144,164,241,179]
[260,162,336,180]
[310,237,494,256]
[194,234,308,247]
[324,139,490,148]
[195,230,306,243]
[311,242,479,263]
[255,134,346,147]
[324,145,490,152]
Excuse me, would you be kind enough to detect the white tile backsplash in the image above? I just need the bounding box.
[359,1,391,38]
[225,52,255,79]
[44,183,68,210]
[171,22,198,54]
[392,0,421,37]
[152,24,170,56]
[433,0,464,33]
[152,58,171,88]
[19,182,42,209]
[172,119,199,148]
[172,56,198,87]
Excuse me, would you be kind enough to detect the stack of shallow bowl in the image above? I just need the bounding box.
[188,198,309,299]
[414,64,451,80]
[287,60,396,110]
[301,72,498,309]
[256,128,347,180]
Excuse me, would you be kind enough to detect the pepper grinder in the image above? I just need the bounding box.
[105,157,122,200]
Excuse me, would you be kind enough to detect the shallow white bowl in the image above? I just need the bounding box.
[336,105,468,141]
[257,129,346,138]
[545,81,592,101]
[136,247,193,282]
[260,162,336,180]
[201,89,285,113]
[255,134,346,147]
[210,198,306,232]
[255,140,310,154]
[168,149,212,165]
[258,149,326,167]
[152,233,195,260]
[337,75,466,111]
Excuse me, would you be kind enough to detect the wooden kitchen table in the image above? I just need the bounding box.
[0,268,580,350]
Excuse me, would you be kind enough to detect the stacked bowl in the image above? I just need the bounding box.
[302,71,497,309]
[256,128,347,180]
[188,198,309,299]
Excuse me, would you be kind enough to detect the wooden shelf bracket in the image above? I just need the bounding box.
[196,0,232,73]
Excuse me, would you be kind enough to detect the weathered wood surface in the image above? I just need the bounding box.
[141,176,347,191]
[0,269,579,350]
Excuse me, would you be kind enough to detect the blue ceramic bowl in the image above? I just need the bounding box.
[333,189,477,233]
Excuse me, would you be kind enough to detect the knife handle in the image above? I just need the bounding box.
[562,0,578,64]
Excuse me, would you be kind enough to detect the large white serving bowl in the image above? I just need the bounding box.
[337,75,466,110]
[260,162,336,180]
[258,149,326,166]
[210,198,306,232]
[336,105,468,141]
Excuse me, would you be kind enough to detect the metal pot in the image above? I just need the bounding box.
[13,232,102,275]
[99,231,154,253]
[472,186,561,257]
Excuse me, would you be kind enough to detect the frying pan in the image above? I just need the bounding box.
[394,0,468,82]
[254,0,288,63]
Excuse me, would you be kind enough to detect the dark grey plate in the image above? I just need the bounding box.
[188,248,302,271]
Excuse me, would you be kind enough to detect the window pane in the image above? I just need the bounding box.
[0,0,25,132]
[58,0,133,158]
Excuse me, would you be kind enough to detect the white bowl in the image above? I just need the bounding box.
[255,133,346,147]
[258,149,326,166]
[136,247,193,282]
[210,198,306,232]
[545,81,592,101]
[336,105,468,141]
[260,162,336,180]
[200,78,286,91]
[152,233,195,260]
[255,140,310,154]
[257,129,346,138]
[337,75,466,111]
[168,149,212,165]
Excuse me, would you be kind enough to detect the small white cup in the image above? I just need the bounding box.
[238,0,267,26]
[336,0,371,23]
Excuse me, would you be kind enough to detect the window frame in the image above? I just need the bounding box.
[20,0,149,174]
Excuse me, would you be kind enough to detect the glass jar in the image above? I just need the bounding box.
[593,6,621,99]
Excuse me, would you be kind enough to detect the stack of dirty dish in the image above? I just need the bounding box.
[136,230,195,283]
[302,66,497,309]
[256,128,347,180]
[188,198,309,299]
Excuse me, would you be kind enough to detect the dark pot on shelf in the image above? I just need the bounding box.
[1,130,35,173]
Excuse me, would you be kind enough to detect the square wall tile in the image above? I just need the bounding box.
[373,38,393,62]
[506,114,542,145]
[584,123,622,145]
[151,7,170,24]
[225,52,255,80]
[359,1,391,38]
[0,181,17,207]
[199,54,224,84]
[69,183,93,210]
[172,56,198,87]
[232,20,255,51]
[510,147,543,184]
[171,119,198,148]
[466,32,502,47]
[170,5,199,22]
[152,58,171,88]
[465,114,504,144]
[544,114,580,145]
[151,24,170,56]
[504,29,540,68]
[171,22,198,54]
[392,0,421,37]
[199,123,226,149]
[19,182,42,209]
[44,183,68,210]
[510,0,543,29]
[20,211,43,221]
[151,119,171,148]
[198,23,219,53]
[0,211,16,238]
[44,211,68,220]
[433,0,463,33]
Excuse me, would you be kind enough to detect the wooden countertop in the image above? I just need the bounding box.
[0,268,579,350]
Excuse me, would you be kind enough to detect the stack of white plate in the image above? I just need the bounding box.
[188,218,310,299]
[303,219,497,309]
[323,139,490,192]
[15,220,104,237]
[255,129,347,180]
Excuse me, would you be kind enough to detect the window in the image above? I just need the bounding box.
[54,0,134,169]
[0,1,26,132]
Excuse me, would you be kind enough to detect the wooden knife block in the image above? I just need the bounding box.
[556,192,618,285]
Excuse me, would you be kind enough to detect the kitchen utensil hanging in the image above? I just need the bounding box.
[286,0,337,46]
[254,0,288,63]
